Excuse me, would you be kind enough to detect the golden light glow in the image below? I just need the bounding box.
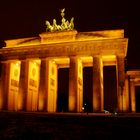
[46,59,58,112]
[102,55,116,60]
[102,55,116,66]
[0,29,130,113]
[15,62,20,66]
[38,95,44,111]
[53,56,93,68]
[127,71,140,112]
[77,59,83,112]
[69,96,76,111]
[5,37,40,48]
[26,59,41,111]
[18,94,23,110]
[93,96,99,112]
[0,94,3,110]
[8,61,21,111]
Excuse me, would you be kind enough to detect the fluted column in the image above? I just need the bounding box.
[122,75,129,112]
[77,59,83,112]
[7,60,21,111]
[116,56,125,112]
[0,62,3,109]
[41,59,58,112]
[38,59,46,111]
[93,56,104,112]
[0,61,9,110]
[130,80,136,112]
[19,60,28,111]
[69,57,83,112]
[19,59,41,111]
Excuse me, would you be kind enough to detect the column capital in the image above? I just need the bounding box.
[92,55,101,58]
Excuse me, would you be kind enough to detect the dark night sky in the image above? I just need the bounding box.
[0,0,139,70]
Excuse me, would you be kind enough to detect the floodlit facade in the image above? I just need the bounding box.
[126,71,140,112]
[1,28,137,113]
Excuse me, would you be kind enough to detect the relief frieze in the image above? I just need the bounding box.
[11,79,19,87]
[0,38,127,59]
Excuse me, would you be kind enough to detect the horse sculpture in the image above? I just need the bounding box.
[52,19,62,31]
[45,8,75,32]
[45,21,53,32]
[69,17,74,30]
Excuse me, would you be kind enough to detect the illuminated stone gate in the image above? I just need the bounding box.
[126,71,140,112]
[0,29,129,113]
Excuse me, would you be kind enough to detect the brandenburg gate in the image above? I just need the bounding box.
[0,9,130,113]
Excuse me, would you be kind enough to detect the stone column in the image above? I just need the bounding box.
[130,79,136,112]
[19,59,41,111]
[42,59,58,112]
[69,57,83,112]
[116,56,125,112]
[19,60,28,111]
[122,75,129,112]
[0,62,3,109]
[27,59,41,111]
[77,59,83,112]
[38,59,46,111]
[0,61,9,110]
[93,56,104,112]
[7,60,21,111]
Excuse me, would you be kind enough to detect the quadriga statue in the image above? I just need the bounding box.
[45,8,75,32]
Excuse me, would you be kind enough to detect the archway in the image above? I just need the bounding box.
[103,66,117,113]
[135,86,140,112]
[57,68,69,112]
[83,67,93,112]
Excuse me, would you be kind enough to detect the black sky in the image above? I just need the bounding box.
[0,0,139,70]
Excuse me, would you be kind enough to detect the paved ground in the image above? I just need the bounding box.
[0,111,140,140]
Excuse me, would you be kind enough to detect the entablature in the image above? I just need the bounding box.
[0,38,128,61]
